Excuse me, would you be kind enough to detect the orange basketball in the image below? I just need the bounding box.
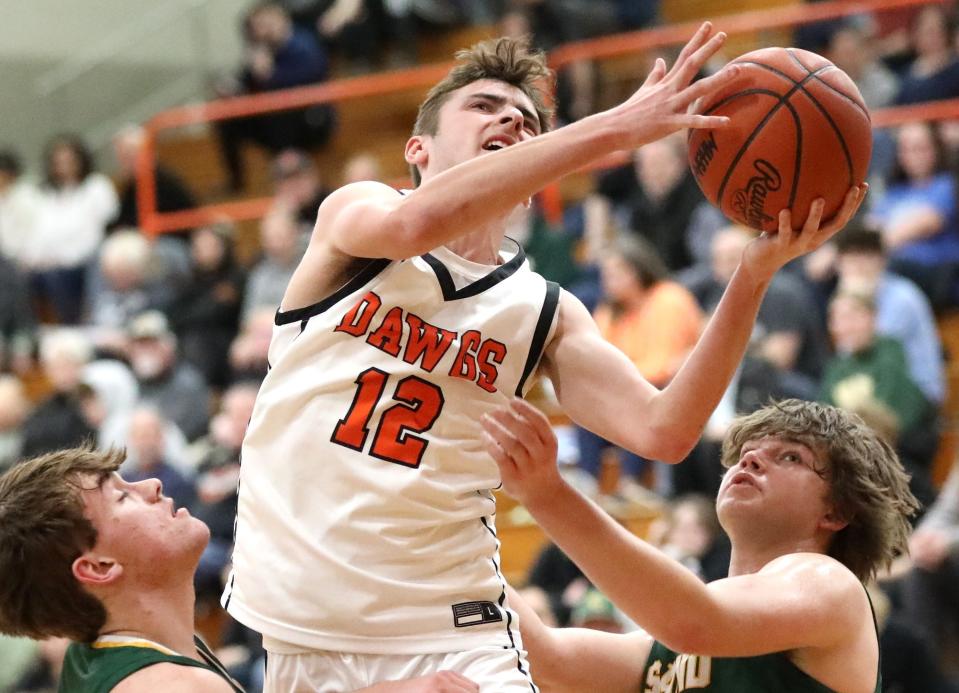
[687,47,872,232]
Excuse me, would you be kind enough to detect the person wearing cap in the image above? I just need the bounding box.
[127,311,210,442]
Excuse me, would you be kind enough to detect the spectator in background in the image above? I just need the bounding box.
[821,290,938,480]
[215,2,334,193]
[900,461,959,667]
[577,238,703,497]
[0,253,37,375]
[271,148,332,231]
[189,382,258,602]
[895,5,959,106]
[342,150,384,184]
[0,375,30,471]
[229,307,275,385]
[20,329,97,458]
[0,149,41,267]
[87,230,171,355]
[127,311,211,442]
[110,124,196,232]
[168,224,245,390]
[650,493,730,583]
[683,225,830,400]
[826,20,900,109]
[834,226,945,406]
[520,541,588,628]
[869,121,959,309]
[124,406,196,509]
[242,206,304,323]
[585,133,707,273]
[26,135,118,324]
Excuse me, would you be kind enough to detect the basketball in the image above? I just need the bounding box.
[688,47,872,232]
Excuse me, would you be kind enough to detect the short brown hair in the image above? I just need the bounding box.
[0,446,124,642]
[410,36,554,186]
[721,399,918,582]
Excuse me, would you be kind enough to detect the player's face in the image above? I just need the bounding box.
[412,79,541,183]
[80,473,209,582]
[717,436,834,538]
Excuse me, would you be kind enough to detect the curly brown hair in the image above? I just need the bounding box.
[721,399,918,582]
[0,446,124,642]
[410,36,554,186]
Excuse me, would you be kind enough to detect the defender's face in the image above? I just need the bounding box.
[81,473,208,583]
[717,436,833,536]
[411,79,541,183]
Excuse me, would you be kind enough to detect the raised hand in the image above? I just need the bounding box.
[742,183,869,283]
[608,22,741,150]
[481,398,562,511]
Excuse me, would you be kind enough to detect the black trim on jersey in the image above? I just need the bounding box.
[422,240,527,300]
[274,258,392,326]
[194,635,245,692]
[480,516,538,692]
[515,281,561,397]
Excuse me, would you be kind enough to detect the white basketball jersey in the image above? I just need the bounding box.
[223,239,559,655]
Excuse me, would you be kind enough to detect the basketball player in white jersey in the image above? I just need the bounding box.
[224,23,867,691]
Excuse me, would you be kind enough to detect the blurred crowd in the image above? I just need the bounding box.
[4,1,959,691]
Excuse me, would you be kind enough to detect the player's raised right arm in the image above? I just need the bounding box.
[317,23,736,262]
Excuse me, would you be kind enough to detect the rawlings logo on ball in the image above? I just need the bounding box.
[731,159,782,228]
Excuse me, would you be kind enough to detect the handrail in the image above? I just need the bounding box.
[35,0,207,97]
[138,0,944,235]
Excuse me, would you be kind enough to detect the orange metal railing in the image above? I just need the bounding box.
[137,0,954,235]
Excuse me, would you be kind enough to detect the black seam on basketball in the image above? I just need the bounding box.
[701,88,783,116]
[715,67,829,208]
[731,59,869,119]
[785,99,802,211]
[782,51,856,186]
[785,47,870,119]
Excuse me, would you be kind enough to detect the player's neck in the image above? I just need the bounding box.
[445,224,507,265]
[728,536,824,577]
[98,580,199,660]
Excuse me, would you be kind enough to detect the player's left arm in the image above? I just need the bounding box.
[483,400,867,658]
[542,187,866,462]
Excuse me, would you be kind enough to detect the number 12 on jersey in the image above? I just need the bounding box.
[331,367,445,468]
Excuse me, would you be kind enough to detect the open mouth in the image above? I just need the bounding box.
[482,137,514,152]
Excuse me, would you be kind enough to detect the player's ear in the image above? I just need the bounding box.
[819,508,848,533]
[404,135,429,170]
[73,553,123,587]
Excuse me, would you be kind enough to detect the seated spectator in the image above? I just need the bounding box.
[87,230,171,354]
[683,225,830,399]
[899,461,959,666]
[0,253,36,375]
[127,311,211,442]
[20,329,97,458]
[189,382,259,601]
[124,406,196,509]
[821,290,937,468]
[585,133,707,273]
[271,148,332,232]
[569,588,629,634]
[519,540,587,628]
[215,2,334,193]
[242,207,304,322]
[826,20,900,109]
[26,135,118,324]
[0,375,29,471]
[167,224,245,389]
[0,149,41,267]
[868,121,959,309]
[342,150,384,184]
[834,226,945,406]
[110,124,196,232]
[577,238,703,497]
[894,5,959,106]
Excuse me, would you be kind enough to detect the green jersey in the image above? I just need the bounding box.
[640,590,881,693]
[59,634,244,692]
